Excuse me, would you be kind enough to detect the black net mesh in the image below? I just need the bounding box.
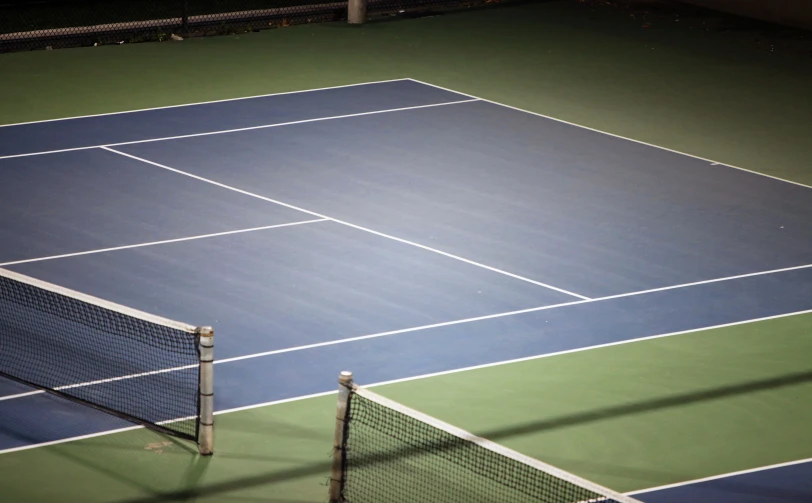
[0,272,201,441]
[340,390,633,503]
[0,0,504,53]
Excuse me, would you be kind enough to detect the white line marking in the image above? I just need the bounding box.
[1,261,809,403]
[0,267,197,333]
[58,364,197,390]
[102,147,589,300]
[0,426,143,455]
[214,390,338,416]
[312,221,588,298]
[0,363,200,401]
[0,390,42,401]
[0,78,414,128]
[0,390,43,401]
[0,219,328,267]
[406,78,812,192]
[627,457,812,495]
[0,99,479,160]
[2,308,811,457]
[592,261,812,301]
[216,301,586,364]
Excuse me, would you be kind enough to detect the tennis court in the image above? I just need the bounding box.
[1,1,812,502]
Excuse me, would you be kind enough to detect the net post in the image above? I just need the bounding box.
[198,326,214,456]
[347,0,367,25]
[329,370,353,503]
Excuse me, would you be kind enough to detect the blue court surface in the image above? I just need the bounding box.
[1,78,811,500]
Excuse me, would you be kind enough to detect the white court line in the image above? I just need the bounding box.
[0,99,479,160]
[0,390,42,401]
[0,218,328,267]
[0,363,199,402]
[627,456,812,496]
[407,78,812,192]
[215,300,586,364]
[0,425,144,455]
[0,78,414,128]
[102,147,589,300]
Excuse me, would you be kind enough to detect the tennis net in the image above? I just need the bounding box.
[330,371,641,503]
[0,267,214,454]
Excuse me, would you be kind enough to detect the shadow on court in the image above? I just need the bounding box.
[0,427,161,497]
[480,369,812,442]
[111,463,332,503]
[106,369,812,502]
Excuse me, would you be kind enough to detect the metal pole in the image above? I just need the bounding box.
[198,326,214,456]
[329,371,354,503]
[348,0,367,25]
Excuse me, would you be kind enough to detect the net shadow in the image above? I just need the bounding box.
[107,368,812,502]
[480,369,812,443]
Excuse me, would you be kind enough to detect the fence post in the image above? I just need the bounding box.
[348,0,367,24]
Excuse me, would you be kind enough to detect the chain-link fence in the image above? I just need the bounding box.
[0,0,503,53]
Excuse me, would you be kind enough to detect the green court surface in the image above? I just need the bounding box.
[1,1,811,501]
[1,314,811,501]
